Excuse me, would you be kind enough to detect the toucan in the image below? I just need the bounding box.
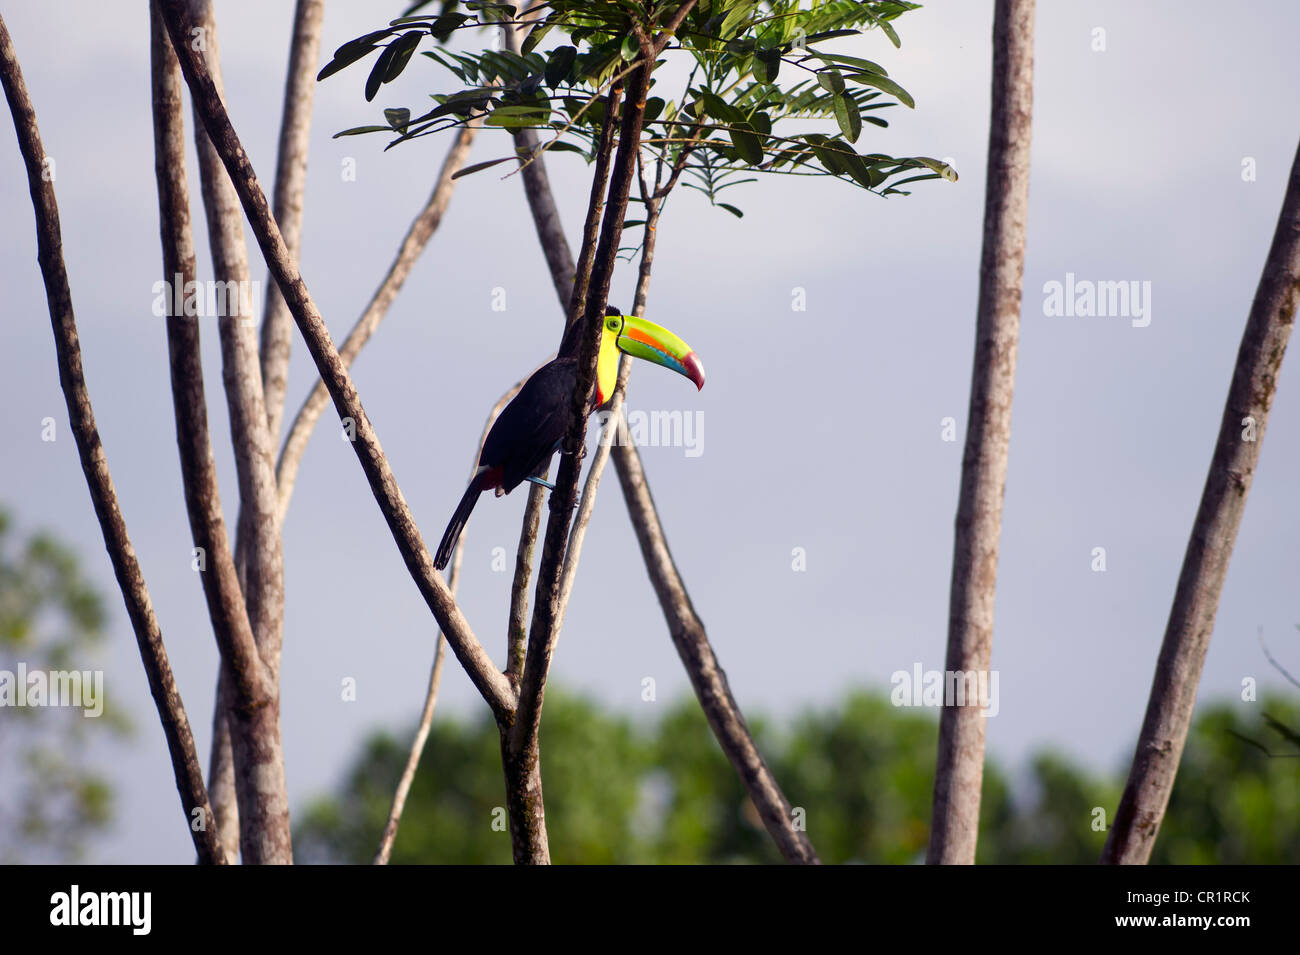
[434,306,704,570]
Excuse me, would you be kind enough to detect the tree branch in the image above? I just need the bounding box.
[151,0,285,863]
[158,0,516,720]
[563,88,621,328]
[275,121,480,525]
[503,12,575,311]
[551,160,671,626]
[506,484,545,689]
[499,46,656,863]
[927,0,1034,866]
[1,9,224,864]
[184,0,292,864]
[372,381,527,864]
[1101,136,1300,864]
[187,0,285,676]
[610,439,818,863]
[501,20,815,862]
[259,0,325,446]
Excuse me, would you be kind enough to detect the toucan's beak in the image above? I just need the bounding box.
[615,315,706,391]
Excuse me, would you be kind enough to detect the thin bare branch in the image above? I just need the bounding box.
[507,485,545,689]
[2,10,224,864]
[609,439,817,863]
[503,30,816,863]
[373,387,523,863]
[374,384,525,863]
[260,0,326,445]
[554,357,628,625]
[502,11,575,310]
[158,0,516,719]
[1102,136,1300,865]
[276,121,480,525]
[500,52,655,865]
[185,0,292,864]
[563,89,621,328]
[553,169,666,625]
[928,0,1034,866]
[187,0,285,675]
[206,672,240,856]
[1258,626,1300,691]
[209,0,324,850]
[151,1,278,863]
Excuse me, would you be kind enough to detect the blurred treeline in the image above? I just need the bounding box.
[5,506,1296,864]
[294,689,1300,864]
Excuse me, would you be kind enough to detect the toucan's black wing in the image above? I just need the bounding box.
[482,357,578,493]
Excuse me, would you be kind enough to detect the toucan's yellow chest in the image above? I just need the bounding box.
[596,325,619,406]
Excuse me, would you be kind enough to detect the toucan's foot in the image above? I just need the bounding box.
[525,475,556,490]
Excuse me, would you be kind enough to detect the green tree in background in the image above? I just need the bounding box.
[0,507,127,863]
[295,689,1299,864]
[1151,698,1300,864]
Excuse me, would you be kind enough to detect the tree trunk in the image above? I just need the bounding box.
[927,0,1035,866]
[1102,137,1300,864]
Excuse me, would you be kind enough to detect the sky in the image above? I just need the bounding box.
[1,1,1298,863]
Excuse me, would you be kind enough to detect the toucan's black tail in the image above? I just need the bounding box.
[435,479,484,570]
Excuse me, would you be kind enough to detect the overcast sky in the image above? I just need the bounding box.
[2,1,1298,863]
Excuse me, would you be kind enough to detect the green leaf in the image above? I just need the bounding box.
[914,156,958,180]
[817,69,845,94]
[812,52,888,76]
[451,157,515,180]
[754,48,780,83]
[365,43,399,101]
[544,140,588,157]
[620,32,639,63]
[383,107,411,130]
[888,172,942,187]
[717,203,744,218]
[804,134,849,176]
[833,92,861,143]
[486,104,551,128]
[643,97,665,124]
[803,29,857,44]
[623,219,645,229]
[701,91,744,125]
[545,45,577,87]
[728,122,763,165]
[720,2,758,41]
[877,18,901,48]
[521,20,554,55]
[430,12,471,42]
[332,125,393,138]
[423,89,493,120]
[842,154,882,189]
[317,29,390,82]
[850,72,915,109]
[383,31,424,82]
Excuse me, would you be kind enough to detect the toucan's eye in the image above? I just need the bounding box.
[607,317,620,330]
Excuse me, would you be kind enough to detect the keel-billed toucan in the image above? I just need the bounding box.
[434,307,704,570]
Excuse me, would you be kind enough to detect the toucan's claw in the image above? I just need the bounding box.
[525,475,556,490]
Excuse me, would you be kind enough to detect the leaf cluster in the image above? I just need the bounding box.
[318,1,957,215]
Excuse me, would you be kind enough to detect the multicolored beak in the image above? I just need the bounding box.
[614,315,706,391]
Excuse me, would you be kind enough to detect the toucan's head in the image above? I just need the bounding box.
[603,305,705,392]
